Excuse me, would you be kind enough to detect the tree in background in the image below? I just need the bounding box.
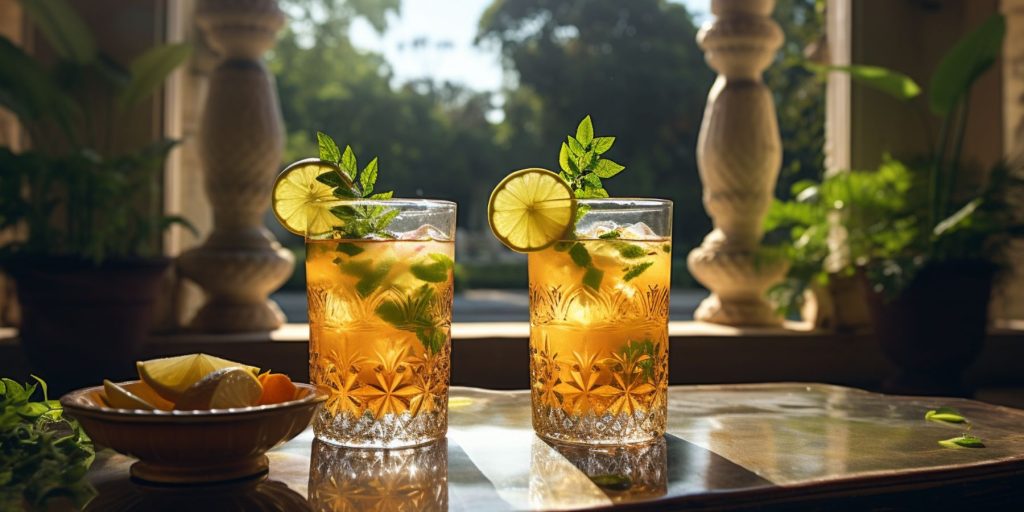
[270,0,824,275]
[478,0,713,252]
[272,0,505,233]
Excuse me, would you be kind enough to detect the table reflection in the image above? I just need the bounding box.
[84,474,310,511]
[530,437,668,505]
[308,438,448,511]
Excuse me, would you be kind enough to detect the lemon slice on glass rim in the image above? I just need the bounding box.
[487,168,575,252]
[272,158,348,236]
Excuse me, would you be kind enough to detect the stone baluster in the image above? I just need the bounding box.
[686,0,788,326]
[178,0,293,332]
[996,0,1024,322]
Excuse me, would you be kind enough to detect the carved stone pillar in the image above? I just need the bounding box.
[686,0,788,326]
[178,0,293,332]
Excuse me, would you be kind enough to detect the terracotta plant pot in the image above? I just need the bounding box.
[6,257,170,393]
[863,260,994,397]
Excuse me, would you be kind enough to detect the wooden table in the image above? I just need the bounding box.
[83,383,1024,510]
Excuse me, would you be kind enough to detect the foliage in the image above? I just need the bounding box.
[765,13,1021,315]
[0,376,96,511]
[272,0,826,270]
[314,132,397,239]
[0,0,192,263]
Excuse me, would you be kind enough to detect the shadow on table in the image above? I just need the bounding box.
[85,474,311,511]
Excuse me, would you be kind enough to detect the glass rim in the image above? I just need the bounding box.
[312,198,457,209]
[575,197,673,211]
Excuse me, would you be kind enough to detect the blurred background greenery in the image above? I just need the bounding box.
[268,0,824,292]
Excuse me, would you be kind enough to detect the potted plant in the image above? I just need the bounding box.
[0,0,193,391]
[764,13,1021,396]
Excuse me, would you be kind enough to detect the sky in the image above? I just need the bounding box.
[349,0,711,92]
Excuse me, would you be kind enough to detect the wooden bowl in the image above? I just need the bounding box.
[61,381,326,484]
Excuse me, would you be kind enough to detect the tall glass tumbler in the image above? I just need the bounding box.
[306,199,456,448]
[528,199,672,444]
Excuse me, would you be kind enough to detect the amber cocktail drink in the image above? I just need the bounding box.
[529,199,671,444]
[306,199,455,448]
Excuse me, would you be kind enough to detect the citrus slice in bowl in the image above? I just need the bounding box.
[272,158,348,236]
[487,168,575,252]
[175,367,264,410]
[137,353,260,403]
[104,379,157,410]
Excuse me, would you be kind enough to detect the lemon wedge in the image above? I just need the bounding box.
[175,367,264,410]
[487,168,575,252]
[272,158,347,236]
[104,380,157,410]
[137,353,259,403]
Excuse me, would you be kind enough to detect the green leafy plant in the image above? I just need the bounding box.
[375,283,449,354]
[314,131,397,239]
[1,376,96,511]
[0,0,194,263]
[766,13,1022,314]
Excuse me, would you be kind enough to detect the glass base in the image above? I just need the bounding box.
[533,404,665,445]
[314,408,447,449]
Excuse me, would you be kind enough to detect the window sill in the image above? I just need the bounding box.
[2,322,1023,390]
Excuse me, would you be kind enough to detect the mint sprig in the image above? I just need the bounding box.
[558,116,624,199]
[375,284,447,354]
[314,131,396,238]
[558,116,624,225]
[1,376,96,510]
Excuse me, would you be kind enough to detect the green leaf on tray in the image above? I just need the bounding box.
[925,407,967,424]
[938,434,985,449]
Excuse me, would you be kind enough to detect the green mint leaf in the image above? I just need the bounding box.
[583,267,604,289]
[576,115,594,146]
[624,261,654,281]
[356,260,392,297]
[593,136,615,154]
[926,407,967,424]
[411,254,454,282]
[590,474,632,491]
[332,186,359,199]
[567,136,585,155]
[337,258,372,277]
[576,187,609,199]
[553,241,574,252]
[340,145,358,181]
[617,243,647,259]
[336,243,364,256]
[575,204,591,225]
[622,339,656,381]
[599,230,621,239]
[569,243,592,267]
[369,191,394,199]
[374,207,400,233]
[559,143,572,174]
[360,157,378,196]
[429,253,455,267]
[662,244,672,253]
[316,170,344,188]
[559,171,574,184]
[593,158,625,178]
[583,173,602,189]
[317,131,342,163]
[938,435,985,448]
[375,299,405,326]
[416,327,446,355]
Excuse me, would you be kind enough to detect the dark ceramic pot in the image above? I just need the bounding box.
[863,260,994,397]
[6,257,170,393]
